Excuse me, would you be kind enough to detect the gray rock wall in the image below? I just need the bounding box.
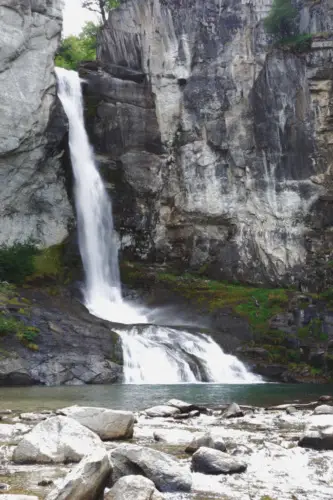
[0,0,73,247]
[82,0,333,288]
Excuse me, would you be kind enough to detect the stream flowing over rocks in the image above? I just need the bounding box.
[1,399,333,499]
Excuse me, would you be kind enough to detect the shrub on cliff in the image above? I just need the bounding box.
[0,240,38,284]
[264,0,297,40]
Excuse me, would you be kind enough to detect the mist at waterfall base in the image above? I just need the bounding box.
[56,68,261,385]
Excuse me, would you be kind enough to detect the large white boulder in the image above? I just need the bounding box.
[13,416,103,464]
[110,443,192,492]
[313,405,333,415]
[59,406,134,440]
[46,448,112,500]
[105,475,163,500]
[144,405,180,418]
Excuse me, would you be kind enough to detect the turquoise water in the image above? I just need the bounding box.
[0,383,332,412]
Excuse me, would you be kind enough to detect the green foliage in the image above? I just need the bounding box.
[32,245,64,280]
[0,314,20,336]
[279,33,313,52]
[0,241,38,284]
[155,271,289,333]
[298,318,327,342]
[264,0,297,39]
[0,313,39,349]
[55,22,98,70]
[320,287,333,306]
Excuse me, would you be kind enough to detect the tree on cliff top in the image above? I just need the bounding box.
[264,0,297,39]
[82,0,120,24]
[55,22,98,70]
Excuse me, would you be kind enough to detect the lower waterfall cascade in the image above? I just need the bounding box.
[56,67,261,385]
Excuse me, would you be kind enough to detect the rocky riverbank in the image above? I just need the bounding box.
[0,397,333,499]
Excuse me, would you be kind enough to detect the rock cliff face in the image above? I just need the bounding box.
[0,0,73,247]
[82,0,333,289]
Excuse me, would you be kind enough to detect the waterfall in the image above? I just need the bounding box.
[56,67,145,324]
[116,325,260,384]
[56,68,261,385]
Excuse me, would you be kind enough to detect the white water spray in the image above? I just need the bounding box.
[56,68,261,384]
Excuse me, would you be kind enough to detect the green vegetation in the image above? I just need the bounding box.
[298,318,327,343]
[55,22,98,70]
[0,313,39,350]
[0,241,72,285]
[279,33,313,52]
[264,0,297,39]
[32,245,65,281]
[156,272,289,333]
[0,241,38,284]
[264,0,313,52]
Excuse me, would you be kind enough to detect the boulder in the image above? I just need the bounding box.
[222,403,244,419]
[166,399,197,413]
[144,406,180,418]
[213,436,227,452]
[191,447,247,475]
[299,427,333,450]
[286,406,297,415]
[185,432,214,453]
[318,395,333,402]
[46,448,112,500]
[59,406,134,440]
[313,405,333,415]
[13,416,103,464]
[110,443,192,492]
[105,475,163,500]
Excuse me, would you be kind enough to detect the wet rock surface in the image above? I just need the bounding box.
[0,288,123,387]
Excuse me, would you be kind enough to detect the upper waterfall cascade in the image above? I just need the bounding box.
[56,68,261,385]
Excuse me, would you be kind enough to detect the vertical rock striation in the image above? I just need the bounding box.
[0,0,73,246]
[82,0,333,289]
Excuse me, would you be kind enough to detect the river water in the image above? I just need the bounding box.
[0,383,331,412]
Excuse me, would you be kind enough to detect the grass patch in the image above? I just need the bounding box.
[0,313,39,350]
[32,244,64,280]
[156,272,289,333]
